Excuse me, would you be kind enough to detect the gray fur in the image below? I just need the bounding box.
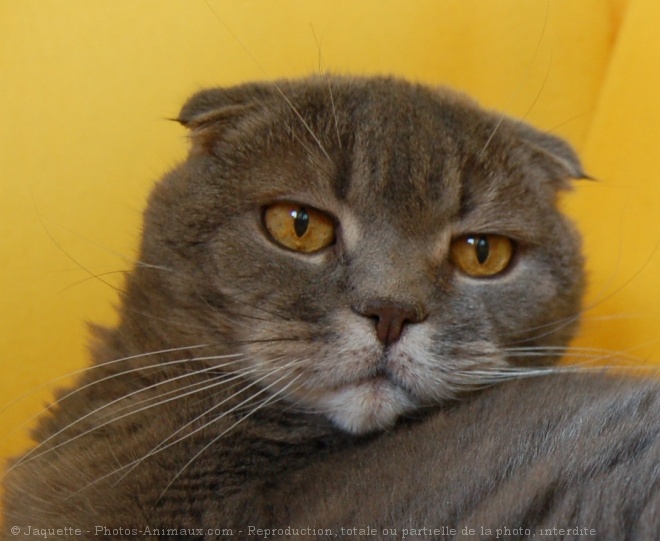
[2,76,658,540]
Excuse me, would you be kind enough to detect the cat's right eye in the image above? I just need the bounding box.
[450,234,514,277]
[263,202,336,253]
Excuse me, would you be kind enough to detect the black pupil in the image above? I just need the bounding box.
[293,208,310,237]
[475,236,489,264]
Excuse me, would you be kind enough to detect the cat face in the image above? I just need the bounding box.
[128,77,584,434]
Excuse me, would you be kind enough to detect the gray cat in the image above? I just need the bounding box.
[3,76,658,540]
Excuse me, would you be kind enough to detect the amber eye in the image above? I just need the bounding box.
[263,202,335,253]
[450,234,514,277]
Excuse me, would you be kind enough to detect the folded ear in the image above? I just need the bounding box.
[511,121,590,188]
[177,83,277,127]
[175,83,277,153]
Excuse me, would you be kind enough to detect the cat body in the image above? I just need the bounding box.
[2,76,658,539]
[288,374,659,540]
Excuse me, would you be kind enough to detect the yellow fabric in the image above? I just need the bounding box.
[1,0,659,471]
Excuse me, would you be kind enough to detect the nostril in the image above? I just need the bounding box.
[358,301,424,347]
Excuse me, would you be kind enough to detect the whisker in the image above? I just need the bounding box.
[310,23,342,151]
[57,269,132,295]
[93,372,244,423]
[454,361,659,388]
[146,357,305,456]
[481,0,550,153]
[501,309,583,346]
[581,313,652,322]
[506,228,660,347]
[29,191,124,294]
[201,0,332,162]
[157,371,304,501]
[113,358,306,484]
[225,336,309,346]
[0,343,214,416]
[519,51,553,123]
[87,367,257,444]
[504,338,660,366]
[58,363,294,500]
[6,354,246,472]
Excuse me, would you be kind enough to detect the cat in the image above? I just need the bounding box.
[2,75,658,540]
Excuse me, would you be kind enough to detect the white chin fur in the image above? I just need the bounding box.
[318,379,415,434]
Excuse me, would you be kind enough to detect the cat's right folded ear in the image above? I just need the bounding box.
[175,84,275,152]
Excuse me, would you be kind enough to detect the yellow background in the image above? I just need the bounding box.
[2,0,659,467]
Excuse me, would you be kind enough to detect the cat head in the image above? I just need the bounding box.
[119,76,585,434]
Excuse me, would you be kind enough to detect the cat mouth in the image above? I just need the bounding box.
[354,369,410,394]
[354,372,419,405]
[313,374,416,434]
[362,356,420,396]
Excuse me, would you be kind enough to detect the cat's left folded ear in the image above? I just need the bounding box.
[512,121,594,186]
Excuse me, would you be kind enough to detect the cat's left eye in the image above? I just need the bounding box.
[263,202,335,253]
[450,234,514,277]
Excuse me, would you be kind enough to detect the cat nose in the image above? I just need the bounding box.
[358,301,425,347]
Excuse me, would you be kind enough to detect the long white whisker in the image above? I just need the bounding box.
[157,372,304,502]
[144,357,304,456]
[7,354,245,472]
[0,343,213,416]
[60,359,305,499]
[112,358,306,484]
[454,362,659,387]
[94,371,245,423]
[505,338,660,366]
